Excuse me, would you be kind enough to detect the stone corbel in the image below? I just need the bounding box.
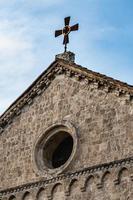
[65,69,73,77]
[27,98,33,105]
[16,109,21,116]
[74,73,82,81]
[114,89,121,96]
[56,66,64,75]
[36,88,42,95]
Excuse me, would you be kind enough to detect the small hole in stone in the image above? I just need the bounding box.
[43,132,73,169]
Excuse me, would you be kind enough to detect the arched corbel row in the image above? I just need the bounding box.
[117,167,130,184]
[81,175,95,192]
[51,183,64,200]
[114,167,130,185]
[36,187,45,200]
[100,171,111,189]
[22,191,33,200]
[65,178,78,197]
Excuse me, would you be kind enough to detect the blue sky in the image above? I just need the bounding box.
[0,0,133,114]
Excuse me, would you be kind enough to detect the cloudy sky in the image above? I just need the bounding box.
[0,0,133,114]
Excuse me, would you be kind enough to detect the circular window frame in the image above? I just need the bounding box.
[33,121,78,176]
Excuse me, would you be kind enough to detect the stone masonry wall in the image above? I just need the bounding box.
[1,161,133,200]
[0,72,133,197]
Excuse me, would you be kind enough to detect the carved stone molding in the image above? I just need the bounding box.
[0,59,133,131]
[0,156,133,197]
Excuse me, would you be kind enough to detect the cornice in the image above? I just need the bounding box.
[0,59,133,131]
[0,156,133,196]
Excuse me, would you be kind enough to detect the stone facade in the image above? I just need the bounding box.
[0,55,133,199]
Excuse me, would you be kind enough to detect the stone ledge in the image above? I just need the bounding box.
[1,156,133,196]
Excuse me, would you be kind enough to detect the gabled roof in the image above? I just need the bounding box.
[0,58,133,131]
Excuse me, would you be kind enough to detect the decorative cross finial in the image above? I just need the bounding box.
[55,16,79,52]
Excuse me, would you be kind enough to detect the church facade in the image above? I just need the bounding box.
[0,52,133,199]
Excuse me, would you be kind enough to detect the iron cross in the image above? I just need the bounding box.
[55,16,79,52]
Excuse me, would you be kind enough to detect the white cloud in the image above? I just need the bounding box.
[0,35,31,55]
[0,15,35,114]
[0,3,62,114]
[0,18,34,73]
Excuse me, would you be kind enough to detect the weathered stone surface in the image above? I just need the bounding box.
[0,59,133,199]
[55,51,75,63]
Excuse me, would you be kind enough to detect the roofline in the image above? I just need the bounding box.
[0,60,57,117]
[0,59,133,130]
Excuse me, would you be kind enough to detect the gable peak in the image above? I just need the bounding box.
[55,51,75,63]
